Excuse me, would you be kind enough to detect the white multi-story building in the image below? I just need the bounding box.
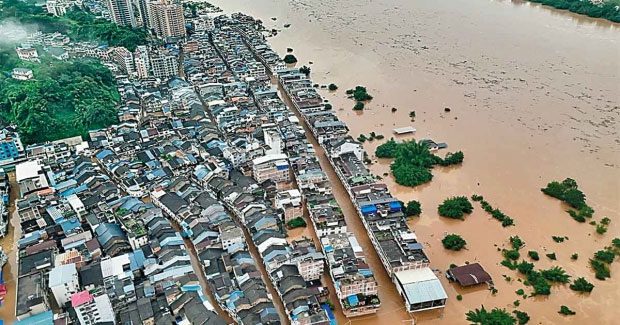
[16,46,39,62]
[252,154,289,184]
[263,124,282,156]
[11,68,33,81]
[45,0,74,16]
[111,47,136,76]
[193,14,215,33]
[133,45,150,79]
[48,263,79,306]
[71,291,116,325]
[220,226,244,249]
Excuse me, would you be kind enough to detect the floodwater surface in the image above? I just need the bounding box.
[209,0,619,324]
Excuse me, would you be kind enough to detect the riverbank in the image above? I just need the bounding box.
[525,0,620,23]
[208,0,619,323]
[0,173,21,324]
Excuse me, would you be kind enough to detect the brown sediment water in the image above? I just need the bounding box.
[0,173,21,324]
[210,0,619,323]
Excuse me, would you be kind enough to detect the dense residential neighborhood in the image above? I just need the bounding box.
[0,1,448,324]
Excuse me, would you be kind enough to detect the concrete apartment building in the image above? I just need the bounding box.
[107,0,138,27]
[48,263,79,306]
[252,153,290,183]
[133,45,150,79]
[45,0,74,16]
[149,51,178,80]
[147,0,186,41]
[110,47,136,76]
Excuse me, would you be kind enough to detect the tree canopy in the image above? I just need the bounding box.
[438,196,474,219]
[527,0,620,23]
[405,200,422,217]
[1,0,149,51]
[0,57,119,144]
[442,234,467,251]
[375,139,464,187]
[542,178,594,222]
[466,306,516,325]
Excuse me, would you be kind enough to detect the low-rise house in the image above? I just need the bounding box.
[11,68,34,80]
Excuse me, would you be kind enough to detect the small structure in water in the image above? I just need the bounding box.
[420,139,448,151]
[393,126,416,135]
[446,263,493,288]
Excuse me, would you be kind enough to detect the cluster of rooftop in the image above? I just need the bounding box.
[231,14,449,313]
[6,3,448,325]
[13,139,225,325]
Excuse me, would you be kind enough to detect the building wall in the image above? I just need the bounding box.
[107,0,138,27]
[148,1,186,40]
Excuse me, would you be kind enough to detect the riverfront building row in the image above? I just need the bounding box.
[230,14,449,313]
[7,4,443,325]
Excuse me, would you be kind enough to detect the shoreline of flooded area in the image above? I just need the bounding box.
[210,0,619,323]
[0,173,22,324]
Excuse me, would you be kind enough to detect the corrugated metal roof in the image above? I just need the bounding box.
[396,268,447,305]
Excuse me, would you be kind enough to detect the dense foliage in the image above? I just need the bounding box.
[526,270,551,295]
[471,194,515,226]
[594,250,615,264]
[346,86,373,101]
[0,56,119,144]
[438,196,473,219]
[465,306,516,325]
[375,139,400,158]
[516,261,534,275]
[589,241,619,280]
[527,0,620,23]
[558,305,576,316]
[375,139,464,187]
[442,234,467,251]
[569,277,594,293]
[541,178,594,222]
[512,310,530,325]
[287,217,306,228]
[283,54,298,63]
[541,266,570,283]
[405,200,422,217]
[2,0,149,51]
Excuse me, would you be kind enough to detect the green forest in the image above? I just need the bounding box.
[2,0,149,51]
[527,0,620,22]
[0,54,120,144]
[0,0,151,144]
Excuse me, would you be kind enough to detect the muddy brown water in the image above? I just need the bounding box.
[0,174,21,324]
[210,0,619,323]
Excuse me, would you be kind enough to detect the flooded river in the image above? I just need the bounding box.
[0,174,21,324]
[210,0,619,324]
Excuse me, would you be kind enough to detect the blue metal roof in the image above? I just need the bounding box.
[59,217,81,234]
[347,294,359,306]
[389,201,402,209]
[95,149,113,160]
[130,250,146,271]
[360,205,377,214]
[95,223,127,246]
[14,310,53,325]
